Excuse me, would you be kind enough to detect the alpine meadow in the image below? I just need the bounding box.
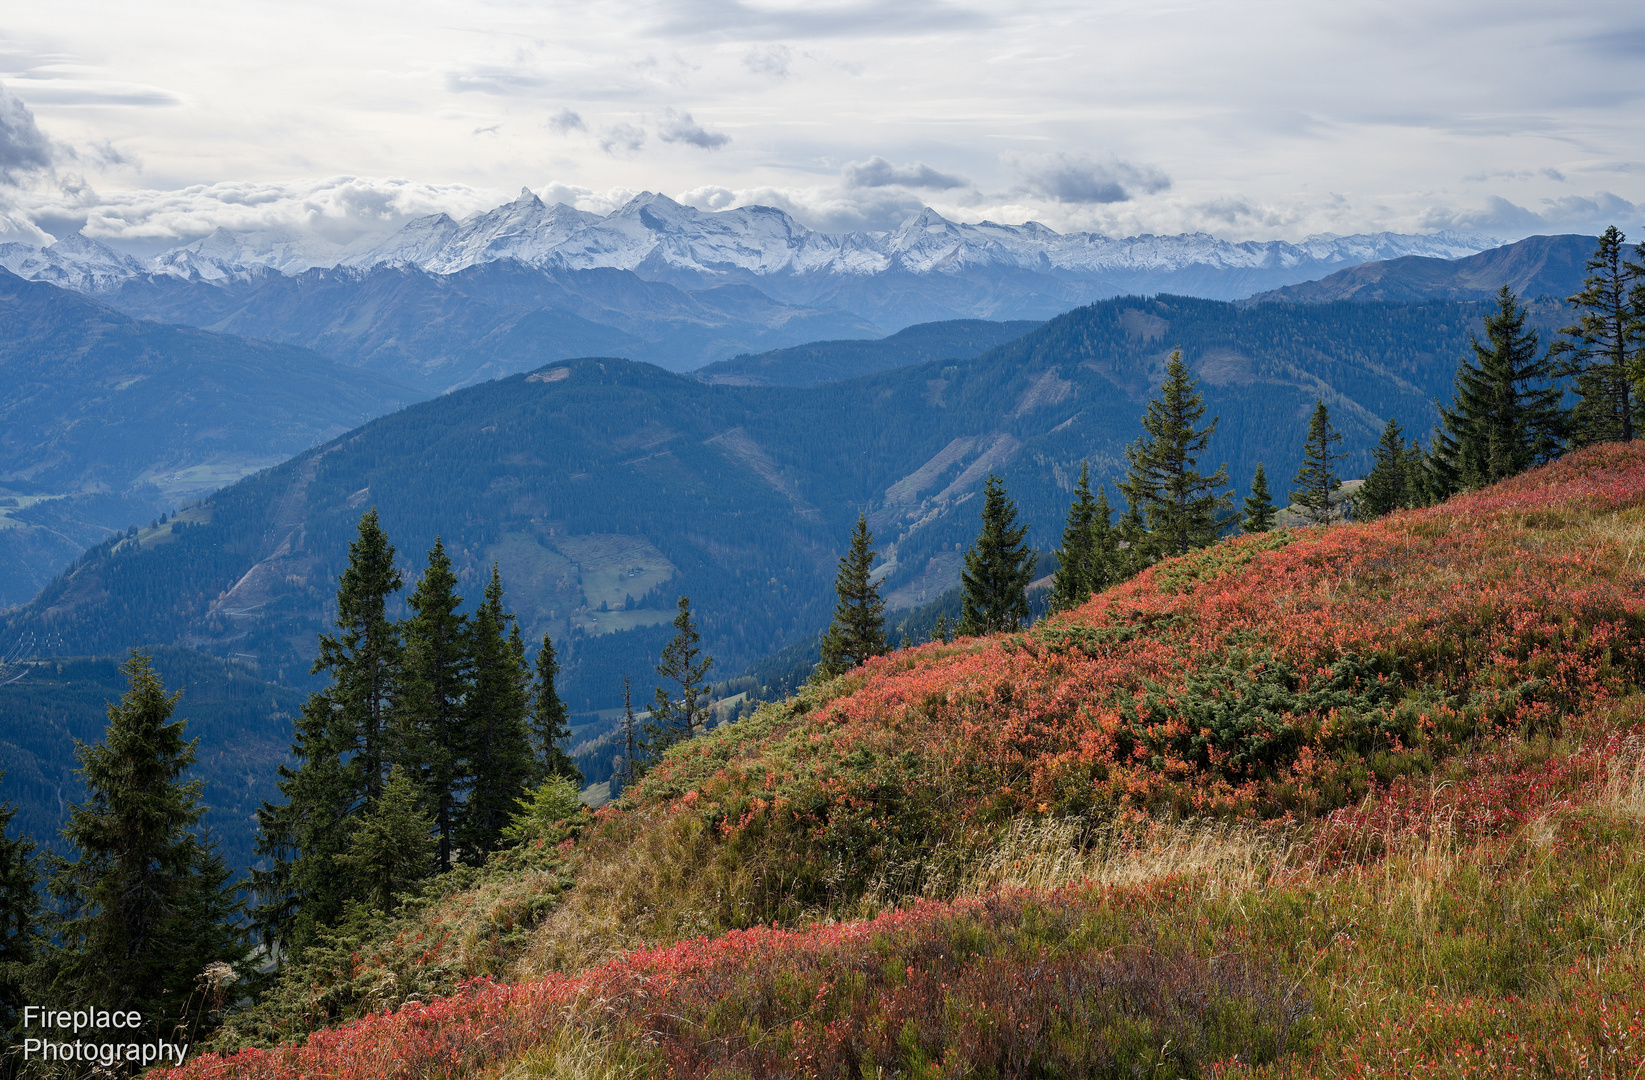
[2,4,1645,1076]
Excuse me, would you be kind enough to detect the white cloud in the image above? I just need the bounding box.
[1007,152,1171,205]
[599,123,647,156]
[656,109,731,149]
[0,83,54,184]
[841,156,968,190]
[547,108,586,134]
[742,44,792,79]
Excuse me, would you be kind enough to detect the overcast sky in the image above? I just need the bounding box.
[2,0,1642,250]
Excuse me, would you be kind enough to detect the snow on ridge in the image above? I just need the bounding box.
[2,192,1500,294]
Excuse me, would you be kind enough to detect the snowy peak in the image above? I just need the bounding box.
[0,189,1501,311]
[0,233,144,292]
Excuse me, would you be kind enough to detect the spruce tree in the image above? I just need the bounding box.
[0,786,39,1061]
[530,632,581,784]
[333,767,435,912]
[47,653,242,1034]
[1050,463,1098,613]
[648,597,713,756]
[1115,501,1152,580]
[1088,485,1119,592]
[456,566,537,861]
[255,509,402,955]
[959,475,1036,635]
[1434,286,1568,490]
[397,538,470,872]
[816,515,888,677]
[1241,463,1277,533]
[612,675,641,795]
[1118,350,1231,556]
[1291,400,1345,526]
[1353,419,1411,520]
[1552,226,1642,445]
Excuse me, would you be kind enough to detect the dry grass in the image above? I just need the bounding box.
[1598,736,1645,821]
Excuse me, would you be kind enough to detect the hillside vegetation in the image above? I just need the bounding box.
[6,294,1542,724]
[169,443,1645,1079]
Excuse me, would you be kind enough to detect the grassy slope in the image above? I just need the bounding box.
[169,444,1645,1079]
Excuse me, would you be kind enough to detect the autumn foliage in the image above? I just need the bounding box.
[169,444,1645,1078]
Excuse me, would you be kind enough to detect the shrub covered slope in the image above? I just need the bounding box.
[169,444,1645,1079]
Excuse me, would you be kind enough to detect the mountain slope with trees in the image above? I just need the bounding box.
[1246,233,1595,304]
[0,270,417,606]
[695,318,1042,386]
[3,294,1554,729]
[156,442,1645,1080]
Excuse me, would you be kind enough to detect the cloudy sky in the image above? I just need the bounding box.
[2,0,1642,251]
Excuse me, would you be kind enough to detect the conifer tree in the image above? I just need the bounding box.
[816,515,888,677]
[333,767,435,912]
[1242,463,1278,533]
[1434,286,1568,491]
[1552,226,1643,445]
[397,538,469,872]
[648,597,713,756]
[0,786,39,1060]
[959,475,1035,635]
[47,653,242,1033]
[1118,350,1231,556]
[530,632,581,784]
[1088,484,1120,592]
[1115,501,1152,580]
[1353,420,1411,520]
[612,676,641,795]
[1291,400,1345,526]
[255,510,402,955]
[456,566,537,861]
[1050,463,1098,613]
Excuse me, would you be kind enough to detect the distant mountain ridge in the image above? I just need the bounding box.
[0,269,418,606]
[1,191,1495,329]
[1245,233,1597,305]
[696,319,1043,387]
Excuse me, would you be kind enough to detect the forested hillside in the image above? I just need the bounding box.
[695,318,1042,386]
[160,443,1645,1080]
[3,294,1539,720]
[0,646,298,869]
[0,271,417,606]
[1248,233,1594,304]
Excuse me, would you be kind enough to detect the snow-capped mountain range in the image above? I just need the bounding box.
[1,188,1493,302]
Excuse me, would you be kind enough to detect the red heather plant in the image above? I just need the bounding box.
[161,891,1308,1080]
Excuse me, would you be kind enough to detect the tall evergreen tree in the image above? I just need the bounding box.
[816,514,888,677]
[1115,501,1152,580]
[255,510,402,955]
[0,786,40,1063]
[612,675,641,796]
[1242,463,1278,533]
[530,632,581,784]
[1088,484,1120,592]
[396,538,469,872]
[1118,350,1231,556]
[1552,226,1643,445]
[959,475,1036,635]
[1050,463,1099,613]
[648,597,714,756]
[1291,400,1345,526]
[456,566,537,861]
[46,653,242,1035]
[1434,286,1568,491]
[1353,419,1412,520]
[333,767,435,913]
